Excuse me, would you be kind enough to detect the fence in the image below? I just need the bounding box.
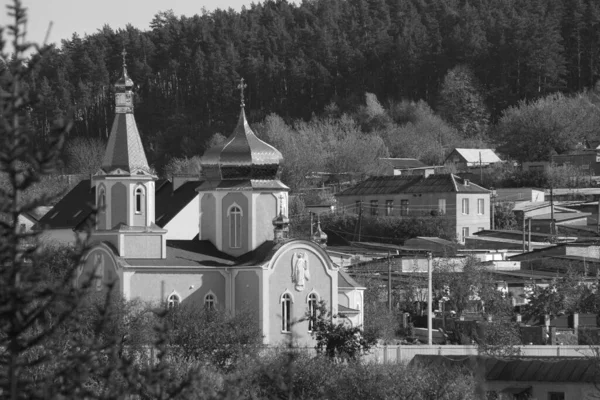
[362,344,597,364]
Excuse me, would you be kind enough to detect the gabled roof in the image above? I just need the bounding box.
[379,158,428,169]
[336,174,489,196]
[411,355,596,383]
[531,212,590,222]
[338,270,365,289]
[447,148,502,164]
[155,180,201,228]
[39,178,197,230]
[37,180,95,230]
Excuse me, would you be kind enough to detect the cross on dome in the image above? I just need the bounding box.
[122,48,127,68]
[237,77,247,108]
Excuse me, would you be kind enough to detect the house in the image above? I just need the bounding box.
[335,174,491,242]
[40,62,364,346]
[495,188,545,203]
[552,150,600,176]
[444,148,502,171]
[378,158,437,177]
[411,355,598,399]
[19,206,52,233]
[509,243,600,274]
[521,161,550,173]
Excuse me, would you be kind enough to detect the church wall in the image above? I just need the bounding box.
[338,291,350,307]
[221,193,249,256]
[164,196,199,240]
[268,246,333,345]
[124,235,162,258]
[130,270,226,307]
[111,182,127,227]
[132,184,146,227]
[79,246,122,295]
[256,193,277,244]
[201,194,216,243]
[235,271,259,322]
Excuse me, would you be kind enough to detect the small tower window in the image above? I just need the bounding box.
[167,293,180,309]
[281,293,292,332]
[308,293,318,332]
[99,188,106,208]
[228,205,242,248]
[135,187,143,214]
[205,293,216,310]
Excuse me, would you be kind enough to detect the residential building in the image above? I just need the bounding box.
[335,174,491,242]
[412,355,598,399]
[495,188,545,203]
[552,150,600,176]
[378,158,437,177]
[521,161,550,173]
[38,62,364,345]
[444,148,503,172]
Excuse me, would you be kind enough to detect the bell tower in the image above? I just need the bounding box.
[91,49,166,258]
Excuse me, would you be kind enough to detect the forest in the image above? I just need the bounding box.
[18,0,600,178]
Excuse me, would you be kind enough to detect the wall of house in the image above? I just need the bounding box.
[496,188,545,202]
[267,245,334,345]
[552,152,600,176]
[221,192,249,256]
[200,194,216,244]
[337,192,457,219]
[484,381,597,400]
[234,270,259,321]
[123,234,162,258]
[338,288,363,327]
[164,196,200,240]
[255,193,278,245]
[455,193,490,242]
[129,270,226,307]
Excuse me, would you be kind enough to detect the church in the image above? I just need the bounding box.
[41,54,364,345]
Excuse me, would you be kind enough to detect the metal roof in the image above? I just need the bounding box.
[379,158,428,169]
[336,174,489,196]
[101,113,150,174]
[447,148,502,164]
[201,108,283,180]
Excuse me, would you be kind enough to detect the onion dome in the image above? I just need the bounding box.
[201,78,283,181]
[311,217,328,248]
[115,49,134,91]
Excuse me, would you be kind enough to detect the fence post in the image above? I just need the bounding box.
[438,346,442,355]
[397,346,402,364]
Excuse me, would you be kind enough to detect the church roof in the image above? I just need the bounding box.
[101,113,150,174]
[37,178,200,230]
[200,108,283,181]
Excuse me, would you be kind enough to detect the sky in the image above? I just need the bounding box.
[0,0,274,48]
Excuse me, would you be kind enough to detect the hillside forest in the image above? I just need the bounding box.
[15,0,600,186]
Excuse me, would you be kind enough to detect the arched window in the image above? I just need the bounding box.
[204,293,216,310]
[167,293,180,309]
[281,293,292,332]
[98,187,106,209]
[135,186,144,214]
[228,205,242,248]
[308,293,318,332]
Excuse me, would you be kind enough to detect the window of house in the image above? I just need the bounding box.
[477,198,484,215]
[204,293,216,310]
[167,293,180,309]
[400,200,409,216]
[228,205,242,248]
[281,293,292,332]
[438,198,446,215]
[19,223,26,233]
[462,198,469,215]
[548,393,564,400]
[385,200,393,216]
[478,227,484,231]
[308,293,318,331]
[135,187,143,214]
[370,200,378,216]
[462,227,469,242]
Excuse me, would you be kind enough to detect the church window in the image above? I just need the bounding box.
[167,293,180,309]
[307,293,318,332]
[281,293,292,332]
[204,293,216,310]
[99,187,106,208]
[228,205,242,248]
[135,187,143,214]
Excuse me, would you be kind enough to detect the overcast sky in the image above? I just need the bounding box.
[1,0,280,48]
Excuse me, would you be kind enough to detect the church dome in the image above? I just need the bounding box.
[201,108,283,180]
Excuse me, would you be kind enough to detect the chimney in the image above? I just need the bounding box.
[464,179,470,186]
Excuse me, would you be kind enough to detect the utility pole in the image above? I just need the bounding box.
[522,217,526,253]
[387,251,392,312]
[479,151,483,185]
[310,212,314,238]
[550,187,555,236]
[491,188,496,230]
[427,252,433,346]
[528,218,532,252]
[597,199,600,234]
[357,201,363,242]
